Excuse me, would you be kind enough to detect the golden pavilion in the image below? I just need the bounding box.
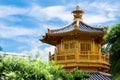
[40,6,110,72]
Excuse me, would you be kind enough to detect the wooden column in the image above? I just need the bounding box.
[76,40,79,62]
[99,44,102,62]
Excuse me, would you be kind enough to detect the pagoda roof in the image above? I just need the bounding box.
[40,6,107,45]
[50,21,104,34]
[87,72,112,80]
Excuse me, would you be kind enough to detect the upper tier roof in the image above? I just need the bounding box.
[40,6,107,45]
[50,21,104,34]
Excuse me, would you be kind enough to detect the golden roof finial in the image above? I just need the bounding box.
[72,5,84,21]
[76,5,80,10]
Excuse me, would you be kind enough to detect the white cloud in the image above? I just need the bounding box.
[0,3,119,24]
[77,1,120,24]
[0,24,36,38]
[43,6,72,22]
[0,44,55,61]
[0,5,28,18]
[28,3,119,24]
[83,14,115,24]
[0,23,58,40]
[28,5,72,22]
[27,38,55,61]
[21,42,55,61]
[0,24,55,61]
[39,45,55,61]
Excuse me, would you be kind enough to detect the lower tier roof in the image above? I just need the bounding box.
[87,72,112,80]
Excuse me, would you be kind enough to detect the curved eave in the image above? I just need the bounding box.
[40,29,105,45]
[40,37,58,46]
[40,39,57,46]
[40,33,61,45]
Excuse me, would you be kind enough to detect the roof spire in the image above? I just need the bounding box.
[72,5,84,21]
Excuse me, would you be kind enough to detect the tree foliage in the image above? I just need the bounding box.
[104,23,120,78]
[0,56,90,80]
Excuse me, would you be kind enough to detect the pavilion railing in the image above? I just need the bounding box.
[55,51,109,64]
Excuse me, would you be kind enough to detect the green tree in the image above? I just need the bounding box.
[104,23,120,78]
[101,46,108,54]
[0,56,90,80]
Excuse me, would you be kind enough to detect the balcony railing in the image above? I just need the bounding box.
[53,51,109,64]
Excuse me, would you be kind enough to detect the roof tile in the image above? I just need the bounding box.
[50,21,103,34]
[87,72,112,80]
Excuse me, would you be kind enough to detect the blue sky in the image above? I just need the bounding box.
[0,0,120,60]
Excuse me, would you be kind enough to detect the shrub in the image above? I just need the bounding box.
[0,56,90,80]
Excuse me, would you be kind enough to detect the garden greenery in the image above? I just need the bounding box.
[0,55,90,80]
[104,23,120,79]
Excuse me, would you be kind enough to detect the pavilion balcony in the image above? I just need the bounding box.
[49,51,109,65]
